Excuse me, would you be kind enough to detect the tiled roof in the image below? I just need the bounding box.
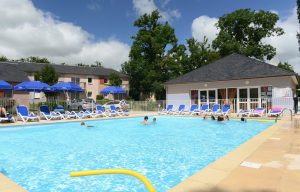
[165,53,296,84]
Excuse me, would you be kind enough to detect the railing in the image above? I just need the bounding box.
[0,97,297,115]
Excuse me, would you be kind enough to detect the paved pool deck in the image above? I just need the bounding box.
[0,113,298,192]
[169,115,300,192]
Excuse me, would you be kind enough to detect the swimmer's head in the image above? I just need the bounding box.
[144,116,148,121]
[80,122,86,126]
[153,117,156,122]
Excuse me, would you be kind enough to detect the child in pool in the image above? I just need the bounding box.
[143,116,149,124]
[80,122,94,128]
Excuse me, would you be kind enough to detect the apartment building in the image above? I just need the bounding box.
[0,61,128,100]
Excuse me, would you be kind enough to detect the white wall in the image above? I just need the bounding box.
[166,93,190,109]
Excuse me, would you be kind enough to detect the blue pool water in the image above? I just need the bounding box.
[0,117,273,192]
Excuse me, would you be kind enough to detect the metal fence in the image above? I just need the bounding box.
[0,97,298,115]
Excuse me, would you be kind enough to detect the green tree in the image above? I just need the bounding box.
[0,56,8,61]
[182,37,220,74]
[277,62,294,72]
[108,73,122,86]
[20,56,50,63]
[122,10,180,100]
[212,9,284,60]
[34,64,59,98]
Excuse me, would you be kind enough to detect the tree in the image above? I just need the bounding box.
[277,62,294,72]
[20,56,50,63]
[182,37,220,74]
[122,10,180,100]
[0,56,8,61]
[212,9,284,60]
[108,73,122,86]
[34,64,59,98]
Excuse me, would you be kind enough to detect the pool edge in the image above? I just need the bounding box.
[168,118,285,192]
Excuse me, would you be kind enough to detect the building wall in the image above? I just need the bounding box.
[166,76,295,94]
[166,76,297,110]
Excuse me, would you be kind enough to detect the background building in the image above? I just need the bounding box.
[0,61,128,101]
[165,53,298,112]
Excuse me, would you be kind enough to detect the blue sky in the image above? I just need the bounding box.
[0,0,298,71]
[32,0,297,44]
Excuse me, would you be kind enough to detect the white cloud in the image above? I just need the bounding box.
[191,15,219,44]
[191,8,300,73]
[265,8,300,73]
[0,0,130,70]
[132,0,181,21]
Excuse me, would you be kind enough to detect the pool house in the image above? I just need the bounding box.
[164,53,298,112]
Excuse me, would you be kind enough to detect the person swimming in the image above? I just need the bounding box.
[152,117,157,123]
[241,117,247,122]
[203,114,208,120]
[217,115,229,121]
[211,115,216,120]
[143,116,149,124]
[80,122,94,128]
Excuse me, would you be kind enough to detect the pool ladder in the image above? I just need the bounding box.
[70,169,156,192]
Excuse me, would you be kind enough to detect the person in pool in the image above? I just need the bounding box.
[152,117,157,123]
[241,117,247,122]
[143,116,149,124]
[80,122,94,128]
[211,115,216,120]
[217,115,229,121]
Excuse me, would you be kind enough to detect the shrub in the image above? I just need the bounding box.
[96,94,104,100]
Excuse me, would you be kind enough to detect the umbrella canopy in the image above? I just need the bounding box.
[51,82,83,92]
[0,80,13,90]
[14,81,51,92]
[100,86,126,94]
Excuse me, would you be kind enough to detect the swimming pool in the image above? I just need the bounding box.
[0,117,273,192]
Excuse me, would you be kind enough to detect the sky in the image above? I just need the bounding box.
[0,0,299,72]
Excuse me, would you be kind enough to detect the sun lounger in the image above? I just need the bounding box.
[183,104,199,115]
[206,104,220,115]
[249,108,265,117]
[79,110,94,118]
[94,105,107,117]
[109,105,125,116]
[0,113,15,123]
[216,104,231,116]
[268,107,283,117]
[16,105,39,122]
[64,111,79,119]
[174,104,186,115]
[199,104,209,114]
[237,109,252,117]
[159,104,174,115]
[40,105,64,120]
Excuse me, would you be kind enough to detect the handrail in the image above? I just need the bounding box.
[282,108,293,121]
[70,169,156,192]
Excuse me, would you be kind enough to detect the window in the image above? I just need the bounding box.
[239,89,247,99]
[100,78,108,84]
[87,92,92,98]
[250,88,259,98]
[88,77,92,84]
[190,90,199,105]
[71,77,80,85]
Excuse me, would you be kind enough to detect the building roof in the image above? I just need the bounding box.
[0,61,128,79]
[0,63,30,82]
[165,53,297,85]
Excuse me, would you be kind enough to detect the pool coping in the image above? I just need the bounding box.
[168,117,286,191]
[0,113,284,191]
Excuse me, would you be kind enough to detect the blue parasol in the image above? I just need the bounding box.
[51,82,83,92]
[0,80,13,90]
[100,86,126,94]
